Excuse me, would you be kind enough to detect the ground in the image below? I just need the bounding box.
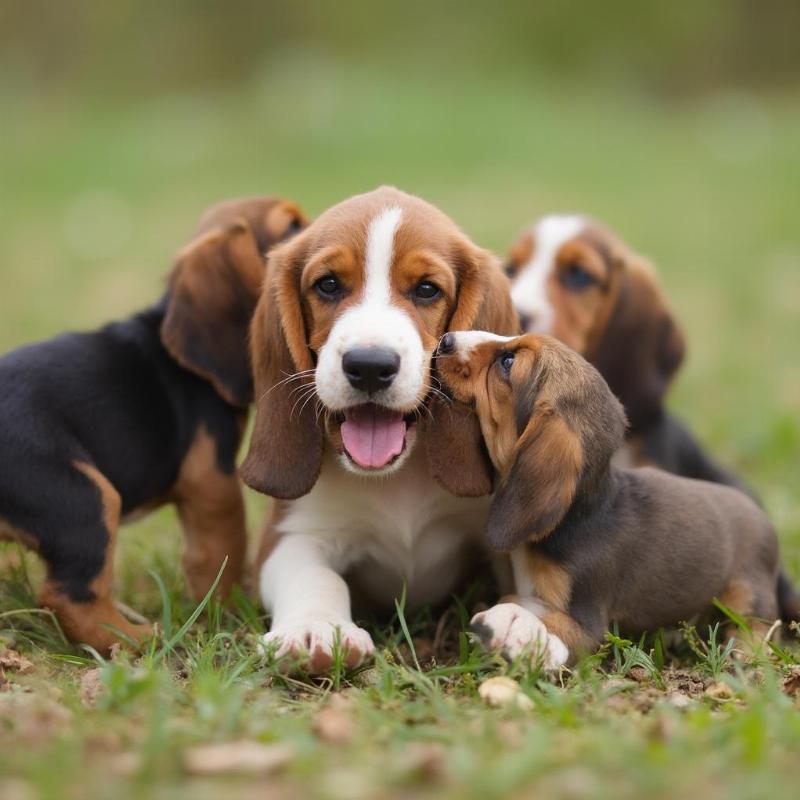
[1,65,799,799]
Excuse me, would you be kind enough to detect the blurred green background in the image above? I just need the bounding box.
[1,1,798,572]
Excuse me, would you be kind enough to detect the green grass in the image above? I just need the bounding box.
[1,62,800,799]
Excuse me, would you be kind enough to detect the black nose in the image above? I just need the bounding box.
[342,348,400,394]
[438,333,456,355]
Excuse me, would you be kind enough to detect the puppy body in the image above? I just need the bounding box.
[0,196,307,651]
[437,331,792,667]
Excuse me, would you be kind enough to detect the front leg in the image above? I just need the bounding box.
[260,533,374,674]
[471,598,571,672]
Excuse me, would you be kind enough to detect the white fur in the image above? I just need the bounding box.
[510,215,585,333]
[260,447,491,672]
[446,330,514,361]
[471,602,569,672]
[510,546,534,596]
[315,207,427,435]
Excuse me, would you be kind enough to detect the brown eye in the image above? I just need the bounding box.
[560,263,597,291]
[413,280,441,302]
[504,262,516,277]
[315,275,342,299]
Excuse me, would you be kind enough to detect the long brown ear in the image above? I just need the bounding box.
[240,237,324,499]
[486,404,583,551]
[591,256,685,430]
[427,242,519,497]
[161,221,265,407]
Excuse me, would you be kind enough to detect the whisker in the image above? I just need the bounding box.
[258,369,317,404]
[289,386,318,420]
[299,388,319,418]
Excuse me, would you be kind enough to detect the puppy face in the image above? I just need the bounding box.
[436,331,626,550]
[505,215,685,429]
[242,187,518,499]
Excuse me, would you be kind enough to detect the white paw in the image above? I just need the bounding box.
[471,602,568,672]
[261,619,375,675]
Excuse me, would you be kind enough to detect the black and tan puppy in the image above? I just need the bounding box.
[505,215,751,493]
[0,196,307,652]
[435,330,799,669]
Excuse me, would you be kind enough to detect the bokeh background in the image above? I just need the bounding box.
[1,1,799,578]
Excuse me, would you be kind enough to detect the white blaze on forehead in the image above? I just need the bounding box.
[314,204,427,425]
[364,206,403,301]
[510,214,585,334]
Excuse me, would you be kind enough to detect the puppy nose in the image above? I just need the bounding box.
[437,333,456,355]
[342,348,400,394]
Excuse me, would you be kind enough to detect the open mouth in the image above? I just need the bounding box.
[339,403,417,470]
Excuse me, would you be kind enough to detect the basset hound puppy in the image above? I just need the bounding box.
[241,186,518,674]
[435,331,799,669]
[504,215,751,493]
[0,196,307,652]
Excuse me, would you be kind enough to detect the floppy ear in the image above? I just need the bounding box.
[486,403,583,551]
[591,256,685,430]
[161,221,265,407]
[427,243,519,497]
[240,237,324,499]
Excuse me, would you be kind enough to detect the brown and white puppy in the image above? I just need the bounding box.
[435,331,797,669]
[504,215,750,491]
[241,186,517,674]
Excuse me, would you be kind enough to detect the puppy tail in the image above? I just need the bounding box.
[777,569,800,624]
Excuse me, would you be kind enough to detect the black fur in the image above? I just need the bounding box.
[0,298,241,602]
[638,410,759,501]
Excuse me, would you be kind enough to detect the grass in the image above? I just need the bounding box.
[1,59,800,799]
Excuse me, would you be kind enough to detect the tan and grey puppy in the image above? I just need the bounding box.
[435,330,798,669]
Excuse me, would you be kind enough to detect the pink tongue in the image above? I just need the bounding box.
[340,405,407,469]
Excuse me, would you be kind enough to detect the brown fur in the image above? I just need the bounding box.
[163,197,309,408]
[171,427,248,601]
[438,332,787,663]
[39,463,153,652]
[241,186,518,501]
[505,219,685,431]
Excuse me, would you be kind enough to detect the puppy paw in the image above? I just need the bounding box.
[471,602,568,672]
[261,620,375,675]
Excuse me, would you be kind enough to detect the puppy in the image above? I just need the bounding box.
[504,215,750,492]
[436,331,798,668]
[0,196,307,652]
[241,186,517,674]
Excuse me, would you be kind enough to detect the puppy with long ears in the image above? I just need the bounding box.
[0,196,307,652]
[241,186,518,674]
[504,215,750,492]
[435,331,799,669]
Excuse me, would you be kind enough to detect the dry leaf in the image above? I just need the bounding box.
[184,741,293,776]
[478,677,534,711]
[782,666,800,698]
[79,668,105,709]
[0,650,35,677]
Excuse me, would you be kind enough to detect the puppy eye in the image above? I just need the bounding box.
[498,352,515,373]
[315,275,342,298]
[503,262,516,277]
[413,280,441,302]
[560,263,597,291]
